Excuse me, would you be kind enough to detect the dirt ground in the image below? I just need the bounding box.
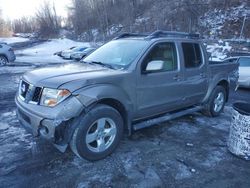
[0,59,250,188]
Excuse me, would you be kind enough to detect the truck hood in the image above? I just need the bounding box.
[22,63,121,91]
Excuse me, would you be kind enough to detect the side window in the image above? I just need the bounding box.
[182,43,202,68]
[142,42,177,72]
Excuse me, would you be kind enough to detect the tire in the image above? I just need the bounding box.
[70,104,124,161]
[0,56,8,66]
[203,86,226,117]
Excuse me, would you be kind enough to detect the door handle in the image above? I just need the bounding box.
[200,73,206,78]
[173,75,181,81]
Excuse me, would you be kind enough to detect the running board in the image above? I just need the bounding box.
[133,106,203,131]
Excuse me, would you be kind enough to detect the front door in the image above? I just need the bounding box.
[135,42,186,119]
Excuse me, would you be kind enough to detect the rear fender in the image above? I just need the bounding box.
[202,75,229,103]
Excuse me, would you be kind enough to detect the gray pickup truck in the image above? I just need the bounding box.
[15,31,238,161]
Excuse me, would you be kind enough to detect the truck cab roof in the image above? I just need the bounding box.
[113,30,201,42]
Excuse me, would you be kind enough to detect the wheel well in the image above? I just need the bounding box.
[97,98,129,133]
[217,80,229,101]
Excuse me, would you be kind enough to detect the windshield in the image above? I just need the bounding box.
[83,40,148,69]
[239,57,250,67]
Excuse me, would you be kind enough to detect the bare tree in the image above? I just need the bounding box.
[12,17,38,33]
[36,1,61,38]
[67,0,250,40]
[0,8,12,37]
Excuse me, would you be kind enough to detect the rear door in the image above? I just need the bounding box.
[180,42,208,104]
[135,41,187,119]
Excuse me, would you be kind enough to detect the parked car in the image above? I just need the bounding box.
[0,42,16,66]
[53,46,76,57]
[15,31,238,161]
[71,47,96,60]
[225,56,250,88]
[61,46,88,59]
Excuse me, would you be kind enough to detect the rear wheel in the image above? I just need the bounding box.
[203,86,226,117]
[70,104,124,161]
[0,56,8,66]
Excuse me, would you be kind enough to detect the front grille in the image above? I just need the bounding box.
[32,87,42,103]
[19,80,42,104]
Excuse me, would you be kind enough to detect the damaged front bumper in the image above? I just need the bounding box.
[15,95,84,145]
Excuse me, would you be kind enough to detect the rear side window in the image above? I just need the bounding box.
[182,43,202,68]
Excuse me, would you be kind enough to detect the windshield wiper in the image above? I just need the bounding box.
[88,61,115,69]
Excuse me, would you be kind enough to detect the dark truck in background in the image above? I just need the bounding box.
[15,31,239,161]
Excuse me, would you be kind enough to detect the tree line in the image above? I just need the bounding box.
[3,0,249,39]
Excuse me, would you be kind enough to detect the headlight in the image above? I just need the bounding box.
[40,88,71,107]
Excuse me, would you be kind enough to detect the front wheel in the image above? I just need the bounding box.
[203,86,226,117]
[70,104,124,161]
[0,56,8,66]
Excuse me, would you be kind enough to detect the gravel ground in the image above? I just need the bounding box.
[0,58,250,188]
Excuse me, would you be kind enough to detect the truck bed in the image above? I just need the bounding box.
[209,61,239,90]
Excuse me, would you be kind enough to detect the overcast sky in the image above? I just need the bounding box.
[0,0,71,20]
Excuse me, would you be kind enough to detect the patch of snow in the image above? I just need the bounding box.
[200,5,250,36]
[206,41,232,61]
[0,122,9,130]
[190,168,196,173]
[15,38,90,64]
[139,168,163,187]
[135,17,150,25]
[175,163,192,180]
[107,24,123,36]
[0,37,29,44]
[201,150,225,168]
[0,65,34,75]
[186,143,194,147]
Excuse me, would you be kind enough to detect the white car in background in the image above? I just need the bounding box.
[225,56,250,88]
[70,47,96,61]
[0,43,16,66]
[238,57,250,88]
[61,46,88,59]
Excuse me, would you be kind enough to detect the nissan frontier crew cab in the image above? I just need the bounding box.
[15,31,239,161]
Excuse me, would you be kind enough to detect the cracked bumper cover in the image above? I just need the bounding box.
[15,95,85,141]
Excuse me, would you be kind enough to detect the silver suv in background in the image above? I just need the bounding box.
[0,42,16,66]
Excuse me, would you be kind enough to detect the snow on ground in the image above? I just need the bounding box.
[206,41,232,61]
[0,64,35,75]
[0,37,29,44]
[15,38,90,64]
[200,4,250,35]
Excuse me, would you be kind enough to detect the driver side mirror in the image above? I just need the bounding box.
[144,60,164,73]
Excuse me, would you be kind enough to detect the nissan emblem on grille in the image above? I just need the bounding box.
[21,83,26,93]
